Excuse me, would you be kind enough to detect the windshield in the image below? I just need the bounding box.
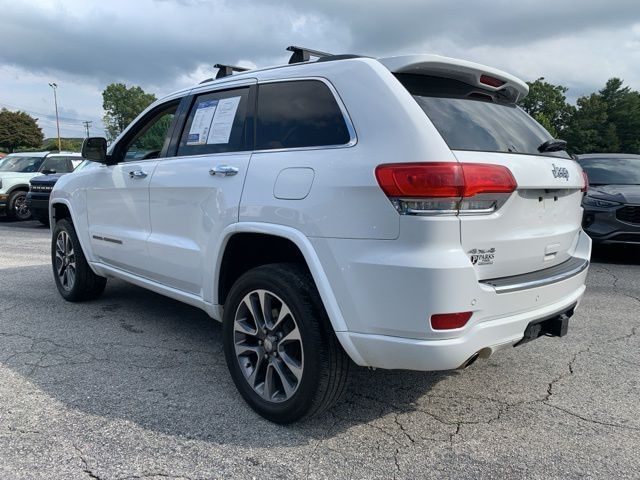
[396,74,570,158]
[579,157,640,185]
[0,155,45,173]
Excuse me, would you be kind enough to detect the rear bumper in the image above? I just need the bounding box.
[312,227,591,371]
[336,285,584,370]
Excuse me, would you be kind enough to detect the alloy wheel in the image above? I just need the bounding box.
[14,193,31,220]
[55,231,76,291]
[233,289,304,403]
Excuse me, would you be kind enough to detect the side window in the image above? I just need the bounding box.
[123,103,178,161]
[177,87,250,156]
[256,80,351,150]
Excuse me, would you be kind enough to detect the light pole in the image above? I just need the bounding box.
[48,82,62,152]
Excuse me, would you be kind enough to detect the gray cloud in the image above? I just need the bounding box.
[1,0,639,139]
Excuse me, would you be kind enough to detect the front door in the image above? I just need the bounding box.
[86,101,179,276]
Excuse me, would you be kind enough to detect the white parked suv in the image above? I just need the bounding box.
[49,49,591,423]
[0,151,81,220]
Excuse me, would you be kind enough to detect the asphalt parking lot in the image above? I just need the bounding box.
[0,219,638,479]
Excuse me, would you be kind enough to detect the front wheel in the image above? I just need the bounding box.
[223,263,350,423]
[7,191,31,221]
[52,219,107,301]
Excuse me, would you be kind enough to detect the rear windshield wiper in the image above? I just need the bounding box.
[538,139,567,153]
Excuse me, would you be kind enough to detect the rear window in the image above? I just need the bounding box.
[256,80,351,150]
[396,74,569,158]
[578,157,640,185]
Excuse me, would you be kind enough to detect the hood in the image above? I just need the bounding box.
[30,173,65,185]
[0,171,35,180]
[588,184,640,204]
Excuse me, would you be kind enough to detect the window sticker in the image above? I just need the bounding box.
[207,96,241,144]
[187,99,218,145]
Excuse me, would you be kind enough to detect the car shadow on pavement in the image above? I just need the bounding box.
[0,264,453,447]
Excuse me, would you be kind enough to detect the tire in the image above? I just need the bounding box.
[7,190,31,221]
[223,263,350,423]
[51,219,107,302]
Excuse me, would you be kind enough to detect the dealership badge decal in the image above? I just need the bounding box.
[468,248,496,265]
[551,164,569,181]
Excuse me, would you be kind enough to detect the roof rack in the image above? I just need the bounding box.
[287,46,332,64]
[214,63,250,79]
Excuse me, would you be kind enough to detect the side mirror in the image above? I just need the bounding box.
[81,137,108,163]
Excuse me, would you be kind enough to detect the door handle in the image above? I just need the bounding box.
[128,169,148,179]
[209,165,239,177]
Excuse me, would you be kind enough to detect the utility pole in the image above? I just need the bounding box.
[82,121,92,138]
[48,82,62,152]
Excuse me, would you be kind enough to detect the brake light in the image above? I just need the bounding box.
[375,162,517,215]
[431,312,473,330]
[479,74,505,88]
[581,170,589,193]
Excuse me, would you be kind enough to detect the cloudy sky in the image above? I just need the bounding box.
[1,0,639,138]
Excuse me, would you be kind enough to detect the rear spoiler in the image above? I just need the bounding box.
[378,54,529,103]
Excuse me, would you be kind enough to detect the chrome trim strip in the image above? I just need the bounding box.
[482,257,589,294]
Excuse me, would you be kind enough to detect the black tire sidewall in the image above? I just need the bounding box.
[8,191,31,221]
[223,264,327,423]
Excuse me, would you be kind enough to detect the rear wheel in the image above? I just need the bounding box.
[223,263,349,423]
[8,191,31,221]
[52,219,107,301]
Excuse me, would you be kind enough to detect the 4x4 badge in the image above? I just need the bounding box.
[551,164,569,181]
[468,248,495,265]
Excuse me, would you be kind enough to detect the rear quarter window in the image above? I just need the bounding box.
[256,80,351,150]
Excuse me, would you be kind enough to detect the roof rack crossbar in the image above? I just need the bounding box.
[286,46,332,64]
[214,64,250,79]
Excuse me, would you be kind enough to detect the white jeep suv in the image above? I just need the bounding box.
[50,49,591,423]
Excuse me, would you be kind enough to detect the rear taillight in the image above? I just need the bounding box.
[375,162,517,215]
[431,312,473,330]
[581,170,589,193]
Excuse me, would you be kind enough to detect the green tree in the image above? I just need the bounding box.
[519,78,574,138]
[564,94,619,154]
[0,108,44,152]
[102,83,156,141]
[41,138,83,152]
[563,78,640,154]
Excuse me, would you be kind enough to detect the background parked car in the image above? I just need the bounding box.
[0,151,81,221]
[577,153,640,245]
[28,159,95,225]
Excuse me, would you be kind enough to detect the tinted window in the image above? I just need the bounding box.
[256,80,350,150]
[123,103,178,161]
[178,87,250,156]
[40,156,72,173]
[397,74,570,158]
[579,157,640,185]
[0,156,44,172]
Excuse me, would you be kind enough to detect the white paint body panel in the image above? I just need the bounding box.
[50,55,591,372]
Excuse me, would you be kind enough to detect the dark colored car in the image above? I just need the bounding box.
[577,154,640,245]
[27,159,93,225]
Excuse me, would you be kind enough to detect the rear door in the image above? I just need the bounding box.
[396,72,585,279]
[146,82,255,297]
